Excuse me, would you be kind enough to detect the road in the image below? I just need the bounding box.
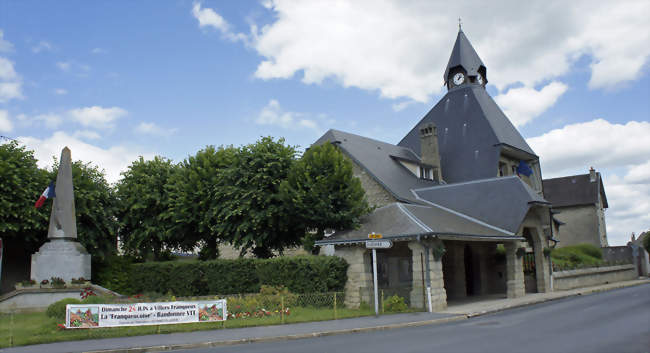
[179,284,650,353]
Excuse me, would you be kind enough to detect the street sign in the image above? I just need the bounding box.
[366,240,393,249]
[368,233,383,239]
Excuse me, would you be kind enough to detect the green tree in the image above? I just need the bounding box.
[167,145,236,259]
[281,142,371,253]
[115,156,177,261]
[0,140,49,249]
[48,160,118,261]
[642,231,650,254]
[213,137,301,258]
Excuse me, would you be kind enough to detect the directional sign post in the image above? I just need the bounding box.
[366,234,392,316]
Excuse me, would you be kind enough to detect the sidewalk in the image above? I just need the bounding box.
[1,279,648,353]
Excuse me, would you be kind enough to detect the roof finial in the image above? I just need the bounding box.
[458,17,462,31]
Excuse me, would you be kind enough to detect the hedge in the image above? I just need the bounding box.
[104,255,348,296]
[551,243,603,270]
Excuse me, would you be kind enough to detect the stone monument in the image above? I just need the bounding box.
[31,147,91,282]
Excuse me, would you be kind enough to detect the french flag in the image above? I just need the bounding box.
[35,182,56,208]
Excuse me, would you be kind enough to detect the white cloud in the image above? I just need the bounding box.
[68,106,128,129]
[392,100,417,112]
[17,131,152,184]
[0,56,23,102]
[191,2,247,42]
[91,47,107,54]
[0,82,23,102]
[54,88,67,95]
[256,99,321,133]
[0,110,12,132]
[0,30,13,52]
[73,130,101,140]
[624,160,650,184]
[32,41,53,53]
[56,61,71,71]
[528,118,650,245]
[34,113,63,129]
[528,119,650,177]
[494,81,568,127]
[13,112,63,129]
[602,175,650,245]
[199,0,650,102]
[135,122,177,136]
[0,57,17,80]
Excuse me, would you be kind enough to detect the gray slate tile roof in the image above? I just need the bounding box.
[398,85,536,184]
[313,129,437,203]
[413,176,549,234]
[315,202,519,245]
[444,30,487,84]
[542,173,608,208]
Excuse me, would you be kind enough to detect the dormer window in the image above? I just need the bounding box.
[420,166,433,180]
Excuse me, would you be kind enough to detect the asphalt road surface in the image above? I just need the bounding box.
[178,284,650,353]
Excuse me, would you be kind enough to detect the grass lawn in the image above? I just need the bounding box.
[0,306,376,348]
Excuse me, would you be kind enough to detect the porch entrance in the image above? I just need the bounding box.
[442,241,506,302]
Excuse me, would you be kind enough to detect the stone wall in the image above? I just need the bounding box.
[409,241,446,311]
[347,155,396,208]
[552,264,637,291]
[601,246,633,263]
[334,246,373,308]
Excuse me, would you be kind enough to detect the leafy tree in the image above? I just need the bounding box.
[0,140,49,249]
[167,145,236,259]
[281,142,371,253]
[213,137,301,258]
[642,231,650,254]
[115,156,177,261]
[48,160,118,261]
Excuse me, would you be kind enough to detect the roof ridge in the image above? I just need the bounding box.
[396,203,433,232]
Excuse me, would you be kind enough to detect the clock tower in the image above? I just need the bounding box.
[444,29,487,90]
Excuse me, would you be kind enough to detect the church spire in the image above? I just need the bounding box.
[443,29,487,88]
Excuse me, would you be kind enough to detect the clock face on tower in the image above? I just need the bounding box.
[453,73,465,85]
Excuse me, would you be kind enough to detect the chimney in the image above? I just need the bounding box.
[589,167,596,182]
[419,123,442,182]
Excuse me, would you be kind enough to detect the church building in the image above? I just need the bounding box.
[314,29,556,309]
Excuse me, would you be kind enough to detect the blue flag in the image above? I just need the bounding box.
[516,161,533,177]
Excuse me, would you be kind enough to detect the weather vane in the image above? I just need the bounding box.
[458,17,462,30]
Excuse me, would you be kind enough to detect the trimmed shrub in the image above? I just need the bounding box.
[551,243,604,270]
[92,255,136,294]
[124,255,348,296]
[384,295,408,312]
[46,298,81,322]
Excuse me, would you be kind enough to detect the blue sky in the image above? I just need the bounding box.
[1,0,649,245]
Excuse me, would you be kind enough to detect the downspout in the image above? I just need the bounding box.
[420,235,433,312]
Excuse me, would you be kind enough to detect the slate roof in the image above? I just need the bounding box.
[413,176,549,234]
[313,129,437,203]
[444,30,487,84]
[398,85,537,184]
[315,203,523,245]
[542,173,608,208]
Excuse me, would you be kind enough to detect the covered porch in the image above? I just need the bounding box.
[316,203,530,310]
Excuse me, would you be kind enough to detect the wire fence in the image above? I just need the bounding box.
[0,289,419,348]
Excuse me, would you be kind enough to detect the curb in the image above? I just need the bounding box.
[86,315,468,353]
[29,279,650,353]
[457,279,650,318]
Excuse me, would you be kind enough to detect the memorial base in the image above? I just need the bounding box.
[31,238,91,283]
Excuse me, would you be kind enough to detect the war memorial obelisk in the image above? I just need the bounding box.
[31,147,91,282]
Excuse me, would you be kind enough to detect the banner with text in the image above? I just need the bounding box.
[65,300,227,328]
